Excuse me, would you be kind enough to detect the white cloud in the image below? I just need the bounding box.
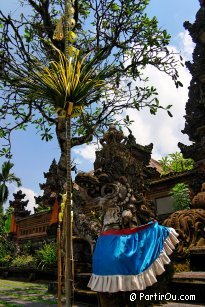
[73,143,99,162]
[121,31,193,160]
[177,31,194,61]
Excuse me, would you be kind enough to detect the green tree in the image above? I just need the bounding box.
[170,183,191,211]
[0,0,182,178]
[4,206,14,232]
[159,152,194,176]
[0,161,21,215]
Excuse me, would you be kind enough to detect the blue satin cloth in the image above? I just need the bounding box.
[92,221,170,276]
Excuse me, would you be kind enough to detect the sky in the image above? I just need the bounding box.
[0,0,200,212]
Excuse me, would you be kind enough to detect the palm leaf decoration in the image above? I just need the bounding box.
[7,45,115,113]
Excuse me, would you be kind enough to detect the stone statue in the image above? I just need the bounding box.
[163,181,205,258]
[192,181,205,208]
[73,126,179,297]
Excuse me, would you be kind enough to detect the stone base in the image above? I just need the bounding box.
[190,246,205,271]
[171,271,205,304]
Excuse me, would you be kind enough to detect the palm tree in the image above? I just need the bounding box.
[0,161,21,215]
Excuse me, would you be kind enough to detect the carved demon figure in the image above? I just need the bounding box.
[73,126,179,296]
[73,125,156,246]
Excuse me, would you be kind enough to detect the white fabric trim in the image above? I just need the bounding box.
[87,228,179,292]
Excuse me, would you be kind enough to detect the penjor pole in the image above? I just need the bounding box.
[64,0,72,305]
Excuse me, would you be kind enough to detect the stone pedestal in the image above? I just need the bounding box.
[190,246,205,271]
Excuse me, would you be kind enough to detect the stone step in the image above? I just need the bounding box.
[74,273,91,290]
[153,304,205,307]
[48,281,98,305]
[170,271,205,304]
[74,288,98,305]
[172,271,205,284]
[190,246,205,271]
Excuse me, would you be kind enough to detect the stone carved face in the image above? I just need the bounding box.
[80,181,129,210]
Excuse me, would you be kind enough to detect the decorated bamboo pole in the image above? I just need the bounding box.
[64,1,73,305]
[53,1,78,304]
[57,222,62,307]
[65,114,72,307]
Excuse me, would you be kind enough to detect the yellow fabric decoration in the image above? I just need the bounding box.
[59,193,73,222]
[68,31,77,43]
[53,16,64,41]
[67,102,74,115]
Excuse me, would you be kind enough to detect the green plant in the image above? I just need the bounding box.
[159,152,194,176]
[0,235,15,267]
[11,255,37,269]
[21,240,32,255]
[0,242,9,267]
[170,183,191,211]
[0,254,12,267]
[36,242,57,269]
[11,44,115,117]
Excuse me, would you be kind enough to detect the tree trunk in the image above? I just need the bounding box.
[56,117,67,191]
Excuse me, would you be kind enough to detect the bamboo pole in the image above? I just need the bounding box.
[64,1,74,305]
[65,115,72,307]
[64,1,72,305]
[71,213,74,299]
[57,223,62,307]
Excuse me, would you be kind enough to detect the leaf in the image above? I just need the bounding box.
[150,108,156,115]
[111,3,120,11]
[177,81,183,87]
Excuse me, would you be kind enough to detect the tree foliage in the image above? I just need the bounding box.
[170,183,191,211]
[0,0,182,159]
[0,161,21,214]
[159,152,194,176]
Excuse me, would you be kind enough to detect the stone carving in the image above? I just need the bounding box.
[164,181,205,258]
[179,2,205,161]
[73,126,179,298]
[184,1,205,44]
[73,125,155,247]
[192,182,205,208]
[189,171,205,196]
[70,128,180,307]
[163,208,205,258]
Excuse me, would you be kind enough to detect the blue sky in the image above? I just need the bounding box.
[0,0,199,212]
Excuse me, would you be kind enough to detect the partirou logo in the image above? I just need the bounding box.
[130,292,196,302]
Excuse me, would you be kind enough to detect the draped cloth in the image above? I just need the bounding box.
[88,221,179,292]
